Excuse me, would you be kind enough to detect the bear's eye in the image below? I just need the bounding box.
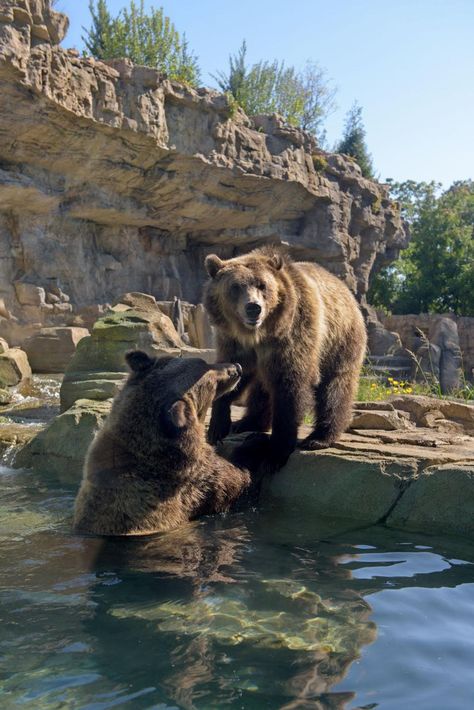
[257,281,266,291]
[229,283,241,299]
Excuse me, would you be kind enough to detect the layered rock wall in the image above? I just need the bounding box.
[0,0,408,345]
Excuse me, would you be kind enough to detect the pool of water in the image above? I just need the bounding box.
[1,464,474,710]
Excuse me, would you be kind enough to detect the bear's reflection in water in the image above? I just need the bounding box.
[81,514,376,709]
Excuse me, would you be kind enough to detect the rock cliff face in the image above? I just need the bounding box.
[0,0,408,344]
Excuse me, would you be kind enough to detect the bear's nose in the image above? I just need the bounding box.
[245,302,262,318]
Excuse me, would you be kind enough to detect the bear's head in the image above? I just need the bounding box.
[108,352,242,458]
[204,248,287,335]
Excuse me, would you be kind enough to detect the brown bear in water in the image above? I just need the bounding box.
[204,246,367,472]
[73,352,261,536]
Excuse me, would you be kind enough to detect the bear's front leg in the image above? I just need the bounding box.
[207,373,253,444]
[207,396,233,444]
[259,380,307,475]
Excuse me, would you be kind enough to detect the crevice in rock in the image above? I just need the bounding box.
[377,477,414,525]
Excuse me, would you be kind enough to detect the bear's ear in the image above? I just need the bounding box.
[205,254,224,278]
[125,350,154,373]
[267,252,284,271]
[168,400,188,428]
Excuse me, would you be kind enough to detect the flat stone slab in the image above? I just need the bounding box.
[224,396,474,539]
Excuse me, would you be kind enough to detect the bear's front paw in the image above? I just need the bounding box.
[299,435,333,451]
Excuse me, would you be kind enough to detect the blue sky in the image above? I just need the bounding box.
[56,0,474,186]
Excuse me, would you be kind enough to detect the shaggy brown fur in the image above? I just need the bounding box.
[73,352,260,536]
[204,247,367,472]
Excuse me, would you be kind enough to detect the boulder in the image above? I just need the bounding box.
[60,297,214,411]
[0,347,32,385]
[14,398,111,480]
[24,326,89,373]
[14,281,46,307]
[350,409,412,431]
[367,319,404,357]
[0,337,9,354]
[389,394,474,434]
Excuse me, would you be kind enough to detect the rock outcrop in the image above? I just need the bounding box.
[0,0,407,347]
[10,388,474,537]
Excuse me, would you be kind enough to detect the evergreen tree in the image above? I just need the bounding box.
[336,102,374,178]
[82,0,113,60]
[82,1,200,85]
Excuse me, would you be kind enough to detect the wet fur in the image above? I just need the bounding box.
[73,355,259,536]
[204,247,367,471]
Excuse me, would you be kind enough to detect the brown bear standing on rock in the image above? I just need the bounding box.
[74,352,262,536]
[204,246,367,472]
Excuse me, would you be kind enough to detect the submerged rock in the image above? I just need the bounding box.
[110,578,375,654]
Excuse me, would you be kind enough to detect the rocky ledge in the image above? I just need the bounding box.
[9,392,474,539]
[0,0,407,347]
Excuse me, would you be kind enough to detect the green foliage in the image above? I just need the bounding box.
[312,154,328,172]
[213,42,336,143]
[336,102,374,178]
[369,179,474,316]
[82,0,200,85]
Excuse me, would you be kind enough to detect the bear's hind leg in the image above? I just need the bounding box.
[232,381,272,434]
[300,368,358,450]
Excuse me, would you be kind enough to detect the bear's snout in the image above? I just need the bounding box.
[245,302,262,321]
[223,362,242,379]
